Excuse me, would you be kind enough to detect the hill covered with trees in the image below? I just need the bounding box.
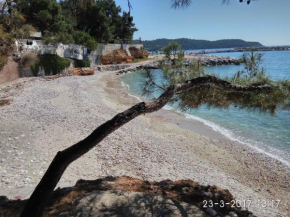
[137,38,263,51]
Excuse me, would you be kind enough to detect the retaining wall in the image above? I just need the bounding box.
[15,40,143,66]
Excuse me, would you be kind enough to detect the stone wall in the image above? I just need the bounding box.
[16,40,85,60]
[123,44,144,51]
[15,40,144,66]
[102,44,122,55]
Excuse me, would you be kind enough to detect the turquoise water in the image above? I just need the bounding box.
[121,50,290,166]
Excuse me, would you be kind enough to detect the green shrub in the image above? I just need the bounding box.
[31,54,70,76]
[73,31,98,51]
[74,59,90,68]
[43,31,98,51]
[132,58,148,63]
[0,55,8,68]
[30,62,40,76]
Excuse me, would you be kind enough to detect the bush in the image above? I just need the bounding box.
[74,59,90,68]
[73,31,98,51]
[30,62,40,76]
[132,58,148,63]
[0,55,8,68]
[31,54,70,76]
[43,31,98,52]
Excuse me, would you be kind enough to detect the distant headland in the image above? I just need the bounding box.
[135,38,263,51]
[196,46,290,54]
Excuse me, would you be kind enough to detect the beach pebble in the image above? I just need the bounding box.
[182,187,189,192]
[206,208,217,216]
[228,211,238,217]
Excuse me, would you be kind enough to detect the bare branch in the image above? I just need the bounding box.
[127,0,133,12]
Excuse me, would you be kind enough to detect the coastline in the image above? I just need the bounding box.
[120,65,290,168]
[103,68,290,217]
[0,66,289,216]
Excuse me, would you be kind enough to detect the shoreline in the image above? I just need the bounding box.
[0,66,289,216]
[109,68,290,216]
[120,80,226,141]
[162,105,290,168]
[120,69,290,168]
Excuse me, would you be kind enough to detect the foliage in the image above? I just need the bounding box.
[238,49,264,78]
[162,41,182,64]
[30,61,40,76]
[0,54,7,67]
[13,24,34,39]
[43,32,74,45]
[0,0,137,55]
[60,0,137,43]
[143,42,290,115]
[177,76,290,114]
[132,57,148,63]
[72,31,98,50]
[115,11,138,41]
[72,0,115,43]
[171,0,192,9]
[0,24,13,67]
[136,38,263,51]
[0,3,34,68]
[31,54,70,76]
[16,0,70,34]
[42,30,98,51]
[0,24,11,43]
[74,59,90,68]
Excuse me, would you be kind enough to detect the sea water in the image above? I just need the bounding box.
[121,50,290,166]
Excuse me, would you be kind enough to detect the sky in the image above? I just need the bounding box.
[114,0,290,46]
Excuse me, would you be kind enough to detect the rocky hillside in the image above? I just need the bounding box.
[100,50,133,65]
[100,48,148,65]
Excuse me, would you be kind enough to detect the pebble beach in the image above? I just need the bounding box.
[0,64,289,216]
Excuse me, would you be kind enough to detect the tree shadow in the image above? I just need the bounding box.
[66,190,208,217]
